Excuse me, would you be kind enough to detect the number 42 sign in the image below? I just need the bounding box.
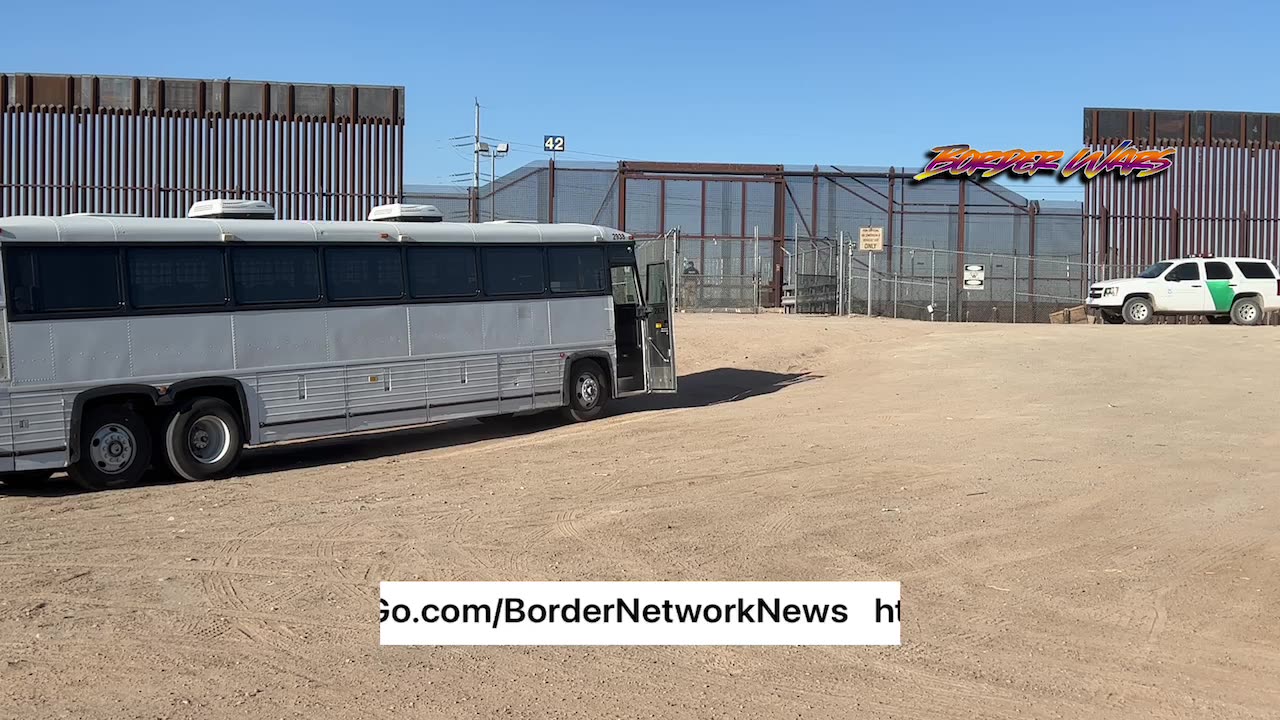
[543,135,566,152]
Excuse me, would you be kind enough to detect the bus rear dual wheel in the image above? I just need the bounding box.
[69,398,244,491]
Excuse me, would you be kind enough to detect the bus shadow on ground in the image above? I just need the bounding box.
[236,367,817,478]
[0,367,816,496]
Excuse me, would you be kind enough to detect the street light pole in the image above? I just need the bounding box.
[475,141,508,222]
[487,143,508,222]
[473,99,481,222]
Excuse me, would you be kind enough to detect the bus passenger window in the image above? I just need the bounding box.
[548,247,607,293]
[482,247,546,296]
[325,247,404,301]
[128,247,227,308]
[232,247,321,304]
[6,247,122,315]
[407,246,479,298]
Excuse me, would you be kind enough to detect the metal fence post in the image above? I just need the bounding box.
[866,250,873,318]
[792,222,799,291]
[893,273,899,318]
[930,249,936,321]
[753,225,760,314]
[1012,256,1018,323]
[945,276,951,321]
[847,243,853,315]
[837,231,845,316]
[989,252,995,315]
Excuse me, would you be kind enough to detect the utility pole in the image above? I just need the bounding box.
[473,98,481,223]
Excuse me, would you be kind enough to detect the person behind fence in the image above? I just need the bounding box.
[682,258,700,309]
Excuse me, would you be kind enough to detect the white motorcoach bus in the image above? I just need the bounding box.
[0,200,677,491]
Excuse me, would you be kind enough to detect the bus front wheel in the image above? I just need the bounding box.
[563,361,608,423]
[69,404,153,491]
[163,398,244,482]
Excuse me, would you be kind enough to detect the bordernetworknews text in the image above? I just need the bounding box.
[380,581,901,646]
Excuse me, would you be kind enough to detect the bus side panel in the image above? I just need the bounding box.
[498,352,535,414]
[345,360,428,433]
[482,300,551,351]
[255,368,348,443]
[0,392,13,473]
[426,356,500,421]
[408,304,485,356]
[52,320,131,384]
[127,315,236,378]
[327,306,410,362]
[533,350,565,409]
[9,389,69,471]
[549,296,614,346]
[232,310,331,370]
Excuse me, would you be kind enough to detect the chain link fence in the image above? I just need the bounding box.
[786,235,1097,322]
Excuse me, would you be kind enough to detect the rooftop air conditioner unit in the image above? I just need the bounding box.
[187,199,277,220]
[368,203,444,223]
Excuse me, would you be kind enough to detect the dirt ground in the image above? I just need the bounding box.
[1,313,1277,719]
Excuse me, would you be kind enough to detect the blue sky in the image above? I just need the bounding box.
[9,0,1278,200]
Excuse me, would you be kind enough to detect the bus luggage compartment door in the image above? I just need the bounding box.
[643,261,677,393]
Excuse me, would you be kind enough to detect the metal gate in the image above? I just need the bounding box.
[795,273,838,314]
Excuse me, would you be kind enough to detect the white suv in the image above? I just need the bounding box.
[1086,256,1280,325]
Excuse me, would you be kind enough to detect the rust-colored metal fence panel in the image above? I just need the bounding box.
[1084,107,1280,277]
[0,73,404,220]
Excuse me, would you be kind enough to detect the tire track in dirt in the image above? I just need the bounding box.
[11,591,364,630]
[552,508,585,542]
[202,525,279,613]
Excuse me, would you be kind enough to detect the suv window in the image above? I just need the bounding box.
[1139,262,1172,279]
[1236,261,1277,279]
[1167,262,1200,281]
[1205,261,1233,280]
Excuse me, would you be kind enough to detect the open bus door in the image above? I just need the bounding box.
[643,261,677,392]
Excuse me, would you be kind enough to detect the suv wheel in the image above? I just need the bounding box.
[1122,297,1154,325]
[1230,296,1264,326]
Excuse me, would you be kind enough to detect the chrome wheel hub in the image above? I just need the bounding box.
[89,424,136,475]
[188,416,232,465]
[576,375,600,408]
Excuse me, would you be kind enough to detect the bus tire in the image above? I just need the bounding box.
[163,398,244,482]
[563,360,608,423]
[69,404,153,491]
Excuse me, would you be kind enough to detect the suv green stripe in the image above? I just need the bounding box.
[1207,281,1234,312]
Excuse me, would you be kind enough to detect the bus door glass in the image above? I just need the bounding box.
[643,261,677,392]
